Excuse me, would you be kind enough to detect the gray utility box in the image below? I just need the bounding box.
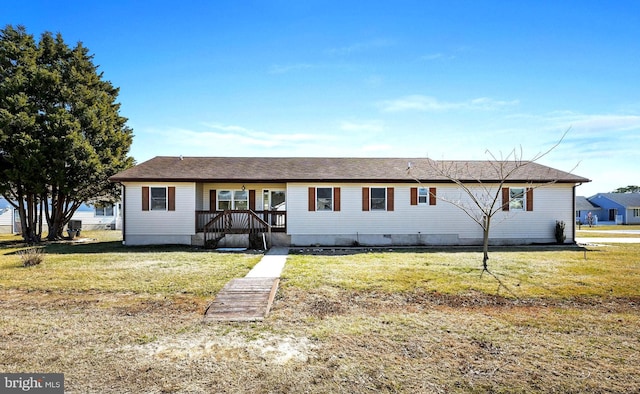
[67,220,82,238]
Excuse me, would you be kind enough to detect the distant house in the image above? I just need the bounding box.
[109,156,589,247]
[588,193,640,225]
[69,202,121,230]
[575,196,602,225]
[0,197,14,234]
[0,196,120,234]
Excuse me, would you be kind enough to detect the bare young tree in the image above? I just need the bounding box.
[409,130,572,272]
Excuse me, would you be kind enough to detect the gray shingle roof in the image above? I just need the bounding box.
[576,196,599,211]
[110,156,590,184]
[589,193,640,208]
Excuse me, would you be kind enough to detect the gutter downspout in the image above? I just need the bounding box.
[121,184,126,245]
[572,183,579,244]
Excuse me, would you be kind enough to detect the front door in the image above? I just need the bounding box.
[263,190,286,227]
[609,209,617,221]
[263,190,285,210]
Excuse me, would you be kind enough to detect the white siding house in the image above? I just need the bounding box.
[123,182,196,245]
[0,197,120,234]
[0,202,13,234]
[110,157,589,247]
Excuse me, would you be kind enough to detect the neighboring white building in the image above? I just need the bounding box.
[72,202,121,230]
[0,197,120,234]
[0,197,14,234]
[110,157,590,247]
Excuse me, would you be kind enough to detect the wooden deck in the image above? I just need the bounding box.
[204,277,280,322]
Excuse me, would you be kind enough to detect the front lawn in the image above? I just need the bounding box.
[1,232,638,393]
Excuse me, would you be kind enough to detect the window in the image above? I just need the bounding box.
[634,208,640,217]
[418,188,429,204]
[370,187,386,210]
[364,187,394,211]
[502,187,532,212]
[95,204,114,216]
[234,190,248,210]
[142,186,175,211]
[217,190,248,210]
[308,187,340,211]
[150,187,167,210]
[509,188,525,211]
[411,187,436,206]
[316,187,333,211]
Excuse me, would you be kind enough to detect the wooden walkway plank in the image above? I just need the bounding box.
[204,277,280,322]
[204,247,288,323]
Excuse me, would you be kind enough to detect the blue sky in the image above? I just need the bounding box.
[3,1,639,196]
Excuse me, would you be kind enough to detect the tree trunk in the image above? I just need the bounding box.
[17,192,42,244]
[482,215,490,271]
[46,191,67,240]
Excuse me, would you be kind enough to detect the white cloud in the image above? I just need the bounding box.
[379,95,519,112]
[325,38,395,55]
[202,123,320,142]
[421,53,456,61]
[268,63,315,74]
[339,120,384,132]
[556,114,640,133]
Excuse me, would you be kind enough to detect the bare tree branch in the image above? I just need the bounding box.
[408,128,574,273]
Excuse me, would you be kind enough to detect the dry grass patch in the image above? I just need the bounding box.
[284,245,640,299]
[2,234,640,392]
[577,224,640,238]
[0,231,261,296]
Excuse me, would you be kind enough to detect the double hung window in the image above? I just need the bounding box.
[316,187,333,211]
[509,188,525,211]
[370,187,386,210]
[150,187,167,210]
[418,188,429,204]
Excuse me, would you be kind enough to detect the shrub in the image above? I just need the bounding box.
[19,248,45,267]
[555,220,566,244]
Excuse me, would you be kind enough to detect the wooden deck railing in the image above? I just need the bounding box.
[196,210,286,233]
[196,210,285,248]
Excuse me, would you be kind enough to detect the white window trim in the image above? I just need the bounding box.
[263,189,286,211]
[95,203,114,217]
[316,187,333,211]
[418,187,429,205]
[217,189,249,211]
[370,187,387,211]
[509,187,526,211]
[150,187,167,211]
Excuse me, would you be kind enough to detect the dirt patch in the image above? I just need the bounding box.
[124,332,316,365]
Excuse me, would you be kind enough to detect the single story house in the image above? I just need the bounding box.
[109,156,589,247]
[575,196,602,226]
[70,202,122,230]
[0,197,13,234]
[588,193,640,225]
[0,196,120,234]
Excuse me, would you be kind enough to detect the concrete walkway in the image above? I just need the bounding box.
[245,247,289,277]
[576,237,640,244]
[204,247,289,322]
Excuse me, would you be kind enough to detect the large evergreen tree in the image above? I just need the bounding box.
[0,25,133,242]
